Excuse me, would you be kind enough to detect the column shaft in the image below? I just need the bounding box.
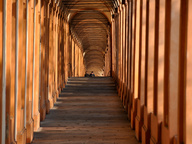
[17,0,27,143]
[0,0,3,142]
[186,1,192,143]
[33,0,40,131]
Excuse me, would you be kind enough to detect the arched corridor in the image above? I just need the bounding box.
[0,0,192,144]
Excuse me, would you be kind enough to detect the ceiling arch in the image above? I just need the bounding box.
[61,0,118,75]
[70,10,109,72]
[61,0,118,21]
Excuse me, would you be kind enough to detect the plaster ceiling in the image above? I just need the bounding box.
[61,0,118,76]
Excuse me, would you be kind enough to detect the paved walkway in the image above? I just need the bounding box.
[33,77,140,144]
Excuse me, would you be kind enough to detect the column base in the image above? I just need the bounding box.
[26,118,34,143]
[142,106,151,144]
[118,87,121,97]
[46,100,50,114]
[142,124,150,144]
[120,83,124,101]
[56,90,59,98]
[173,136,178,144]
[17,128,27,144]
[49,96,54,109]
[128,103,132,120]
[10,117,16,144]
[135,99,144,141]
[150,137,160,144]
[124,89,129,112]
[11,140,17,144]
[150,114,162,144]
[135,116,141,141]
[33,112,40,131]
[40,104,46,121]
[124,95,128,112]
[131,98,137,129]
[117,81,122,97]
[53,91,57,103]
[62,83,65,89]
[122,85,127,107]
[131,109,136,129]
[59,86,62,93]
[161,124,170,144]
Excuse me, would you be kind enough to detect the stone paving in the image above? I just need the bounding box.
[32,77,140,144]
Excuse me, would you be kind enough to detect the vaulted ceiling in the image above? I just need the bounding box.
[61,0,119,75]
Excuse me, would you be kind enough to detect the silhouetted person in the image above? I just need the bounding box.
[84,71,89,77]
[90,71,95,77]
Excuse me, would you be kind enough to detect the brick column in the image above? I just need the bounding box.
[26,0,34,142]
[16,0,27,143]
[118,5,123,98]
[140,0,148,143]
[0,1,3,143]
[10,0,17,143]
[78,46,80,77]
[130,0,137,129]
[6,0,13,143]
[1,0,6,143]
[57,13,62,92]
[186,1,192,143]
[177,0,188,143]
[161,0,181,143]
[115,9,119,86]
[123,1,129,109]
[121,3,126,102]
[63,18,66,86]
[71,39,75,77]
[150,0,164,143]
[61,16,65,87]
[111,16,116,78]
[48,2,54,108]
[45,0,50,114]
[33,0,40,132]
[127,0,133,119]
[117,6,121,93]
[40,0,46,122]
[51,5,54,104]
[135,0,143,141]
[65,22,69,81]
[184,0,192,144]
[55,7,59,98]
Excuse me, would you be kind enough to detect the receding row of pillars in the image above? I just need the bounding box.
[112,0,192,144]
[0,0,85,143]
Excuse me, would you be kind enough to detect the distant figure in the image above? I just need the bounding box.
[90,71,95,77]
[84,71,89,77]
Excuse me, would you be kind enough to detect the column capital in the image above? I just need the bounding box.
[48,0,53,7]
[125,0,129,5]
[118,5,122,13]
[44,0,49,3]
[120,0,125,5]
